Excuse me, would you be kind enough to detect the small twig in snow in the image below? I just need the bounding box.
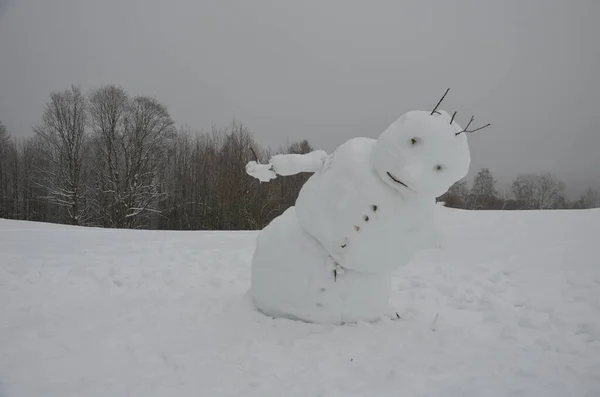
[431,313,439,331]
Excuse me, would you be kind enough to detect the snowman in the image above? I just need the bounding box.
[245,90,489,324]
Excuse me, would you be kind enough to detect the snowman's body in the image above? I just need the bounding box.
[246,109,475,324]
[295,137,437,275]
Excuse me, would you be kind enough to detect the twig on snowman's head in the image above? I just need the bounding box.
[465,123,491,133]
[462,115,475,131]
[430,88,450,115]
[455,115,491,136]
[450,111,458,125]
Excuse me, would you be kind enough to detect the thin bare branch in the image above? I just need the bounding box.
[430,88,450,115]
[455,115,491,136]
[249,146,259,163]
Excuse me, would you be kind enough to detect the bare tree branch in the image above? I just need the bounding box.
[430,88,450,115]
[455,115,491,136]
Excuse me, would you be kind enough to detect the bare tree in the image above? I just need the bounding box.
[511,174,535,209]
[33,86,90,225]
[579,188,600,209]
[0,121,18,218]
[88,86,176,228]
[88,85,129,226]
[17,137,49,221]
[496,185,515,210]
[155,121,310,231]
[438,179,468,208]
[511,172,565,210]
[467,168,497,209]
[0,121,10,216]
[536,173,565,209]
[212,121,262,229]
[120,96,176,227]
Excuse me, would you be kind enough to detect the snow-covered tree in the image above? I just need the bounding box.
[536,173,565,209]
[511,174,535,209]
[579,188,600,209]
[88,85,129,227]
[33,86,90,225]
[0,121,16,218]
[467,168,497,209]
[88,85,176,228]
[511,172,565,209]
[438,179,468,208]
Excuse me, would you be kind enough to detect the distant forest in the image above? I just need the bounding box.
[1,85,598,230]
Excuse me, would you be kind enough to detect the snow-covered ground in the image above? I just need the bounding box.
[1,208,599,397]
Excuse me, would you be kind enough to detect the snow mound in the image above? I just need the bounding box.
[1,209,599,396]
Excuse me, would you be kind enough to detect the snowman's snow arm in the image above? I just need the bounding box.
[246,150,328,182]
[270,150,329,176]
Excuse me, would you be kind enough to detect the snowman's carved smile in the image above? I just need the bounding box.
[386,172,410,189]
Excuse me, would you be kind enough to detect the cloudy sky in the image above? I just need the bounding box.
[0,0,598,197]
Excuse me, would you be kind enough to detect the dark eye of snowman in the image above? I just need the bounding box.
[410,138,420,145]
[435,165,444,171]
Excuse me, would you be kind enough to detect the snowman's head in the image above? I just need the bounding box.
[372,109,476,198]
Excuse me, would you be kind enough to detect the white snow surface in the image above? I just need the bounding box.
[1,208,600,396]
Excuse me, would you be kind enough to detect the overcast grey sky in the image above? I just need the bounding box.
[0,0,598,197]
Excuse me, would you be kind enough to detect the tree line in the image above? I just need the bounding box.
[1,85,598,230]
[439,168,600,210]
[0,85,313,230]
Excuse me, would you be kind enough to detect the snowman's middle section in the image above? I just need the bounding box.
[296,137,437,274]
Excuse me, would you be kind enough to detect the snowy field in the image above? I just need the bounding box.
[1,208,599,397]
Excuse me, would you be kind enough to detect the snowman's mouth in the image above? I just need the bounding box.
[386,172,409,189]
